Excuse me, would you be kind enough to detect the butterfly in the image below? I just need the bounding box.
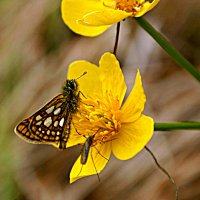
[14,72,87,150]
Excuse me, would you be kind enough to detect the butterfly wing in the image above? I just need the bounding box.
[15,94,71,149]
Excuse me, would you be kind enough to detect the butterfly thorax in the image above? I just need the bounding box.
[63,79,80,113]
[63,79,78,95]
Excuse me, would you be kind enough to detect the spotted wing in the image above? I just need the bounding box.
[15,94,71,149]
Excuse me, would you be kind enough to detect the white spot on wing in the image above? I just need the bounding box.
[36,121,42,126]
[54,107,61,115]
[46,106,55,114]
[44,117,52,127]
[59,118,65,127]
[57,131,60,135]
[36,115,42,121]
[52,131,55,136]
[54,121,58,127]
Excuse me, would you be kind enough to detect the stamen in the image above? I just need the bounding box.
[103,0,144,14]
[73,92,121,146]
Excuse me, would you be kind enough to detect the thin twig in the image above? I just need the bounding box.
[113,22,121,56]
[145,146,179,200]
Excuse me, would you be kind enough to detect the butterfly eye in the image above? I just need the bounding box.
[68,80,77,90]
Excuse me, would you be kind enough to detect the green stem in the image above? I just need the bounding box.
[135,17,200,82]
[154,122,200,131]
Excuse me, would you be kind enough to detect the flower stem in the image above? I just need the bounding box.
[154,122,200,131]
[113,22,121,56]
[135,17,200,82]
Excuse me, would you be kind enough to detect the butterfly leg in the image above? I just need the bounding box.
[78,91,87,99]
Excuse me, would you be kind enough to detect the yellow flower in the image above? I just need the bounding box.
[67,52,154,183]
[61,0,160,36]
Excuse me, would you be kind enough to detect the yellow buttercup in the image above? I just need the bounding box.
[61,0,160,36]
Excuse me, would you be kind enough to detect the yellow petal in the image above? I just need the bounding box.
[121,70,146,123]
[70,142,111,183]
[80,9,132,26]
[66,125,86,148]
[67,60,102,97]
[112,115,154,160]
[61,0,110,36]
[135,0,160,17]
[99,52,127,105]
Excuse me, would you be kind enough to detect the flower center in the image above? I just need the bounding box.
[103,0,144,14]
[73,91,121,146]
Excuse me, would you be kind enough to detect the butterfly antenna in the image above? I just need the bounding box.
[76,72,87,80]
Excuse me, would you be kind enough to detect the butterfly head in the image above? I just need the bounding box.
[63,79,78,96]
[63,72,87,96]
[68,79,78,90]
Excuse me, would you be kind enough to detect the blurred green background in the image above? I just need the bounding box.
[0,0,200,199]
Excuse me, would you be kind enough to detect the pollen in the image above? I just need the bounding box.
[73,91,122,146]
[104,0,144,14]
